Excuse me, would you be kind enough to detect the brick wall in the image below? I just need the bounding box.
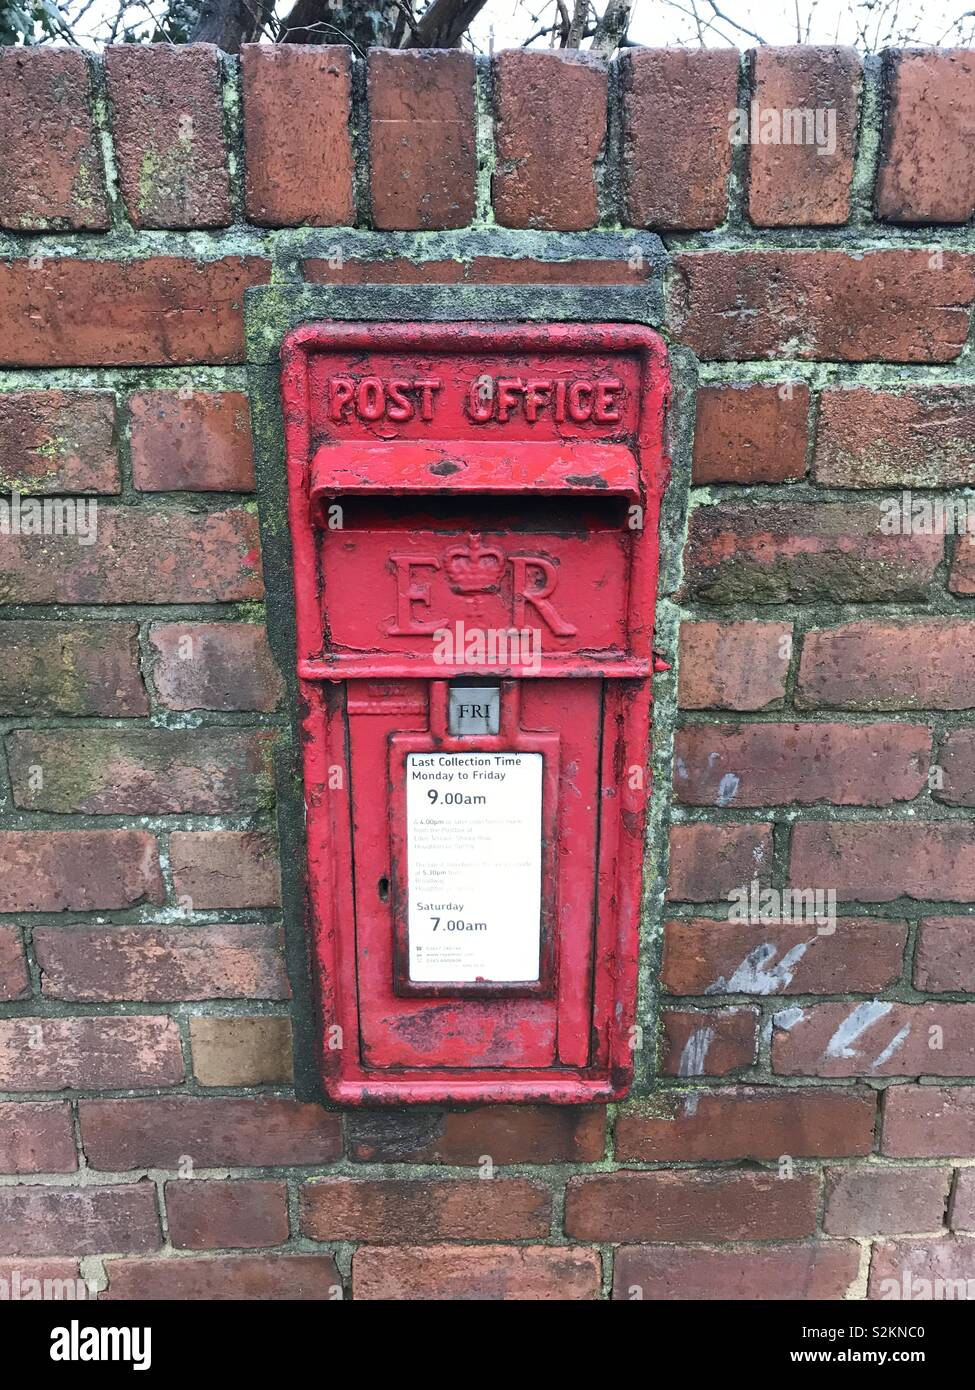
[1,40,975,1301]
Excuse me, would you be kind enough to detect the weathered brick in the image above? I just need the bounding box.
[565,1170,818,1242]
[303,255,648,285]
[166,1180,289,1250]
[883,1086,975,1158]
[949,1170,975,1230]
[0,1185,159,1256]
[660,1007,759,1076]
[678,621,792,711]
[0,830,163,913]
[0,391,118,493]
[950,535,975,595]
[300,1178,550,1242]
[0,1017,183,1091]
[614,1241,860,1301]
[368,50,475,230]
[347,1105,605,1165]
[0,622,147,718]
[684,502,941,604]
[241,45,354,227]
[773,1001,975,1077]
[35,925,288,1003]
[692,383,809,484]
[868,1237,975,1299]
[169,831,281,910]
[0,49,107,231]
[105,44,231,229]
[675,721,930,808]
[149,622,282,712]
[915,917,975,993]
[493,50,605,230]
[671,251,975,361]
[824,1166,949,1236]
[748,47,861,227]
[190,1016,293,1087]
[129,391,254,492]
[798,620,975,711]
[791,821,975,903]
[667,822,772,902]
[877,50,975,223]
[7,728,275,815]
[622,47,739,231]
[937,729,975,806]
[0,926,28,1002]
[0,1103,77,1174]
[815,386,975,487]
[104,1253,340,1300]
[80,1097,342,1170]
[0,257,269,367]
[0,506,263,605]
[615,1087,877,1162]
[353,1245,600,1301]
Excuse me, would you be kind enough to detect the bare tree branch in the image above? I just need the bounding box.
[191,0,273,49]
[590,0,631,53]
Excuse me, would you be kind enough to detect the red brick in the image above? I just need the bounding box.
[792,820,975,903]
[883,1087,975,1157]
[615,1087,877,1162]
[300,1178,550,1242]
[0,1103,76,1174]
[353,1245,599,1301]
[671,250,975,361]
[773,1001,975,1077]
[0,1260,87,1299]
[692,383,808,484]
[0,49,107,231]
[950,536,975,595]
[80,1097,342,1170]
[104,1253,340,1301]
[678,621,791,711]
[0,391,117,493]
[662,917,907,996]
[169,831,281,910]
[661,1007,758,1076]
[0,506,263,604]
[8,728,275,815]
[492,50,605,230]
[0,830,162,913]
[0,1017,183,1092]
[684,501,941,603]
[675,721,930,808]
[347,1105,605,1165]
[565,1169,818,1242]
[937,729,975,806]
[798,620,975,711]
[105,44,230,229]
[0,257,269,367]
[622,47,738,231]
[129,391,254,492]
[149,622,282,712]
[815,386,975,488]
[242,45,353,227]
[368,50,475,230]
[916,917,975,992]
[748,47,861,227]
[614,1241,860,1301]
[0,1184,159,1256]
[190,1016,293,1087]
[824,1166,949,1236]
[668,822,772,902]
[0,621,147,718]
[0,926,28,1002]
[949,1170,975,1230]
[868,1237,975,1299]
[35,925,288,1003]
[877,51,975,223]
[303,255,648,285]
[166,1180,289,1250]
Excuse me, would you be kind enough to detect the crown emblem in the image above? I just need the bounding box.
[443,533,504,593]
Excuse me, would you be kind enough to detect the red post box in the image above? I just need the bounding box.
[281,321,670,1104]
